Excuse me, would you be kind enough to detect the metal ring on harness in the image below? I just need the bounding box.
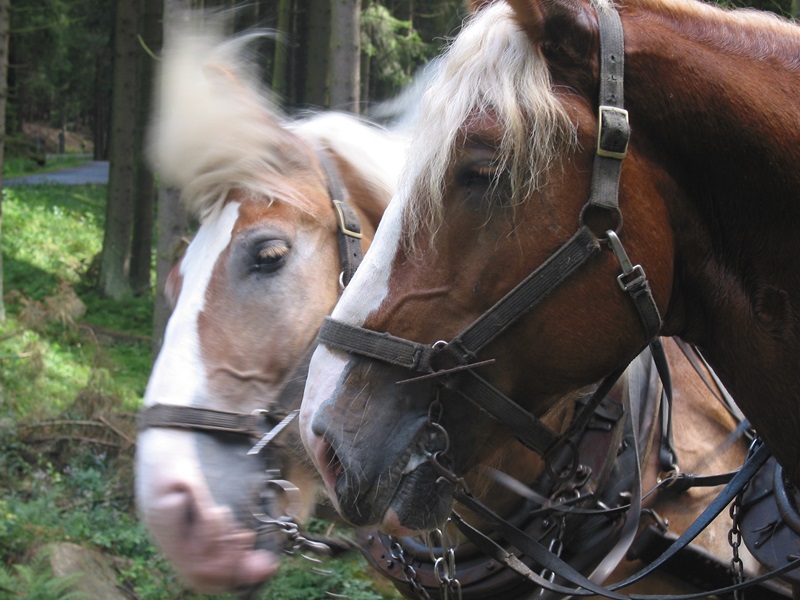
[253,478,303,522]
[544,438,580,483]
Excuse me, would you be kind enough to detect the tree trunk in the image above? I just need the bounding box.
[303,0,330,107]
[152,0,192,357]
[152,189,188,357]
[129,0,161,295]
[328,0,360,113]
[100,0,141,299]
[0,0,9,322]
[272,0,292,98]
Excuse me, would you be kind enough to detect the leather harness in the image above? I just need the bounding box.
[311,2,798,598]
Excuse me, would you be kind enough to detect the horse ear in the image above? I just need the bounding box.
[503,0,597,64]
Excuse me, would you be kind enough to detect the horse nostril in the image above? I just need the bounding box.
[160,482,200,529]
[310,411,328,439]
[323,440,344,481]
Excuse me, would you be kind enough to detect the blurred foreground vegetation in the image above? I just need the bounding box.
[0,180,398,599]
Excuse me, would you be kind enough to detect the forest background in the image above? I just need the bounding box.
[1,0,797,598]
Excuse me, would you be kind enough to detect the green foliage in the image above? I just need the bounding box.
[362,3,435,94]
[258,554,387,600]
[4,155,92,179]
[3,185,104,300]
[10,0,114,133]
[1,184,152,417]
[0,552,85,600]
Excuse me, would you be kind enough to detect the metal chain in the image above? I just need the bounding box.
[427,523,463,600]
[728,486,746,600]
[419,394,463,600]
[389,537,432,600]
[536,514,567,597]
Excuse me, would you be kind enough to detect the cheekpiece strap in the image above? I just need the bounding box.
[588,1,629,214]
[137,404,266,437]
[317,150,364,287]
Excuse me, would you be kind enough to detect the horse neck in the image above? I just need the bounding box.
[620,5,800,484]
[623,4,800,219]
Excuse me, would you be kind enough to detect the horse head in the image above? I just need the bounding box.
[134,18,407,592]
[300,0,800,535]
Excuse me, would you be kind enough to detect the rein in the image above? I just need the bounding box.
[313,1,798,598]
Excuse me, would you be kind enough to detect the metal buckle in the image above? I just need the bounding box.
[606,230,645,292]
[333,200,362,239]
[596,106,630,159]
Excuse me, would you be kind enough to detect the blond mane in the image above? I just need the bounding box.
[399,3,576,245]
[399,0,800,246]
[148,19,409,222]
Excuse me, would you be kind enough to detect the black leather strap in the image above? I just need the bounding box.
[137,403,267,436]
[452,441,778,600]
[317,150,363,287]
[588,1,629,215]
[138,341,317,436]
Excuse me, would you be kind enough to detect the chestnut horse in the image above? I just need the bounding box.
[300,0,800,593]
[134,22,408,593]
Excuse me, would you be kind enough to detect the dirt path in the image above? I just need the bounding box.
[5,161,109,186]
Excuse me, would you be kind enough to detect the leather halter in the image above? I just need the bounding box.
[137,149,364,440]
[313,3,799,598]
[317,0,660,480]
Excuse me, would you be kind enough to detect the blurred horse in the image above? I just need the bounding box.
[134,20,408,593]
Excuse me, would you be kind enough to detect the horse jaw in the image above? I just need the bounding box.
[301,346,454,534]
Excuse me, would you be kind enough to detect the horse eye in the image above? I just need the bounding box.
[250,240,290,274]
[457,163,496,189]
[456,161,505,206]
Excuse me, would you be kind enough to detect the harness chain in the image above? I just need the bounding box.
[729,488,746,600]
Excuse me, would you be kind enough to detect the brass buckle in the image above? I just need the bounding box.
[333,200,362,239]
[596,106,630,160]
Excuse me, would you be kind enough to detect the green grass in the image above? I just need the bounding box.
[0,181,400,599]
[1,184,150,417]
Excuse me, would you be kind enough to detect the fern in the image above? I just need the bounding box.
[0,553,85,600]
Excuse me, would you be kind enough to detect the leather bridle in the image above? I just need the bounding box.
[136,148,365,553]
[317,0,660,485]
[312,2,798,598]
